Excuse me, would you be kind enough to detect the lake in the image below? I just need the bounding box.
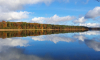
[0,30,100,60]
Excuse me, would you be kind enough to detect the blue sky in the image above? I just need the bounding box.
[0,0,100,27]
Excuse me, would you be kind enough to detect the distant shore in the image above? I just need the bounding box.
[0,29,88,31]
[0,21,88,31]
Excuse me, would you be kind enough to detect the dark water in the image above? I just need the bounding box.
[0,30,100,60]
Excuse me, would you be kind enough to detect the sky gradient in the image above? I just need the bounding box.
[0,0,100,27]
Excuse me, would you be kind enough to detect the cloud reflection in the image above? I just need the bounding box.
[32,34,75,44]
[73,35,87,41]
[0,48,54,60]
[85,40,100,51]
[80,31,100,35]
[0,38,29,52]
[0,38,28,47]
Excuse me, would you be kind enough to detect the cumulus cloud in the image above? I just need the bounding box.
[0,0,53,11]
[31,14,76,24]
[80,23,100,27]
[31,17,45,23]
[85,7,100,19]
[0,0,53,21]
[0,0,90,22]
[73,7,100,25]
[32,34,75,44]
[85,40,100,51]
[73,17,87,23]
[74,35,87,41]
[0,11,29,20]
[79,31,100,35]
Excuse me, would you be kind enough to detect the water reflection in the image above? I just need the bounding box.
[0,48,54,60]
[0,30,86,38]
[85,40,100,51]
[32,34,75,43]
[73,35,87,41]
[0,38,29,53]
[0,38,28,47]
[0,30,100,60]
[79,31,100,35]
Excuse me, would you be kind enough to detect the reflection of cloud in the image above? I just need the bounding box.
[80,31,100,35]
[32,34,75,44]
[85,40,100,51]
[0,38,28,47]
[0,48,54,60]
[0,38,29,52]
[74,35,86,41]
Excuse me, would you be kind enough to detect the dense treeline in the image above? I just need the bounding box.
[89,28,100,30]
[0,21,88,30]
[0,30,87,38]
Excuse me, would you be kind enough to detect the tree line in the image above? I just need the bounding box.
[0,21,88,30]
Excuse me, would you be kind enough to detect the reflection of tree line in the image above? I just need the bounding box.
[0,21,88,30]
[0,30,87,38]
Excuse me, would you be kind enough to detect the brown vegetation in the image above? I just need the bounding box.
[0,21,88,31]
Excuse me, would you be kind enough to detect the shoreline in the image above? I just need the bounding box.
[0,29,88,31]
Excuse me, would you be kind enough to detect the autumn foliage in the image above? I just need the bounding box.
[0,21,88,30]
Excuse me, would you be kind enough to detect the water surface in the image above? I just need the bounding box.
[0,30,100,60]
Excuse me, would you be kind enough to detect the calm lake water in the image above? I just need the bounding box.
[0,30,100,60]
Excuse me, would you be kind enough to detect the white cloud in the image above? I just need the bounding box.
[85,7,100,19]
[73,17,87,23]
[0,0,53,21]
[32,34,75,44]
[31,17,45,23]
[0,11,29,20]
[31,14,76,24]
[0,0,53,11]
[80,23,100,27]
[74,35,87,41]
[80,31,100,35]
[85,40,100,51]
[0,0,90,21]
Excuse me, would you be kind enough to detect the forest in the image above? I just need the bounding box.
[0,21,88,30]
